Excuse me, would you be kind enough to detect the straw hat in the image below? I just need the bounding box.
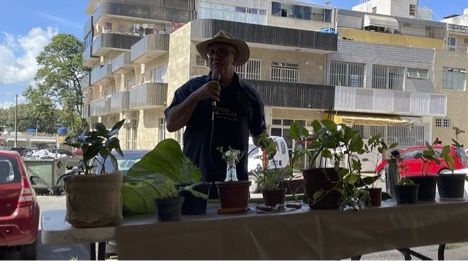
[196,30,250,66]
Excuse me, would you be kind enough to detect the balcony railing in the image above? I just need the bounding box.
[129,83,168,110]
[82,104,90,118]
[92,33,143,57]
[93,2,195,24]
[244,80,334,109]
[191,19,338,53]
[334,86,447,117]
[111,52,132,74]
[90,64,112,85]
[90,97,111,117]
[110,91,129,113]
[131,34,170,63]
[81,74,91,90]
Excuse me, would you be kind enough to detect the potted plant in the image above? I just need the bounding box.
[124,139,209,215]
[288,119,368,210]
[408,142,440,201]
[250,134,291,208]
[437,139,467,200]
[393,177,419,204]
[215,146,251,211]
[360,134,397,206]
[152,179,185,221]
[62,119,125,228]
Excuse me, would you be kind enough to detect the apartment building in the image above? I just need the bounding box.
[81,0,339,150]
[81,0,467,151]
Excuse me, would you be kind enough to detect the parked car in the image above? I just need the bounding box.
[0,150,40,259]
[376,145,468,179]
[91,150,150,175]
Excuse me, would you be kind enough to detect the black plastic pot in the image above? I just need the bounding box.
[179,182,211,215]
[437,173,466,199]
[407,175,437,202]
[393,184,419,204]
[154,197,184,222]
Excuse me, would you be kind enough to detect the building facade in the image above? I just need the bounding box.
[80,0,468,152]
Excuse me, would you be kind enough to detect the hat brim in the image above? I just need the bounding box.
[196,38,250,66]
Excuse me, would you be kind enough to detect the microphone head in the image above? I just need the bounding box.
[211,71,221,81]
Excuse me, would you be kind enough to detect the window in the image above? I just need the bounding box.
[448,37,456,51]
[409,4,416,16]
[435,118,451,128]
[407,68,428,79]
[271,118,304,149]
[271,62,299,82]
[442,67,466,90]
[151,65,167,83]
[236,59,261,80]
[372,65,404,90]
[330,61,365,87]
[195,55,207,67]
[372,7,377,13]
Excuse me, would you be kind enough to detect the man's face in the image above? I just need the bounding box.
[207,43,238,74]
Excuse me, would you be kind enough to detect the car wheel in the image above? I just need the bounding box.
[378,168,386,182]
[20,239,37,260]
[249,175,260,193]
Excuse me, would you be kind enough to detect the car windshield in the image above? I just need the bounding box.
[93,151,148,175]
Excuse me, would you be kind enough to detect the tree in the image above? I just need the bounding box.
[23,33,90,134]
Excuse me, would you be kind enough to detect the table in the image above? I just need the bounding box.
[41,198,468,260]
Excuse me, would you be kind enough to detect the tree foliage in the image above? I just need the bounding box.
[0,104,60,134]
[23,33,90,134]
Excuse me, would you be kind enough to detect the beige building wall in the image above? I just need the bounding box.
[433,50,468,146]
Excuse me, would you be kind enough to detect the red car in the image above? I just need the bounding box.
[0,150,40,259]
[376,145,468,178]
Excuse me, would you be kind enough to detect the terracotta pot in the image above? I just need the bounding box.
[393,184,419,204]
[407,175,437,202]
[364,187,382,207]
[302,168,342,209]
[262,188,286,207]
[437,173,466,199]
[64,171,123,228]
[178,182,211,215]
[215,181,251,209]
[154,197,185,222]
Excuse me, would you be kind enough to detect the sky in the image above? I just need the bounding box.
[0,0,466,109]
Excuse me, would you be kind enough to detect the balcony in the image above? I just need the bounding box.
[93,1,195,24]
[191,19,338,54]
[90,97,111,117]
[92,33,143,57]
[110,91,130,113]
[333,86,447,117]
[112,52,132,74]
[82,104,90,118]
[81,74,91,90]
[90,64,112,85]
[245,80,334,110]
[131,34,169,63]
[129,83,168,110]
[83,45,99,67]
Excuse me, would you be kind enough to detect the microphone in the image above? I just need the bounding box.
[211,71,221,108]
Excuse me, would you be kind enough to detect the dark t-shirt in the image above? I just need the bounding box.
[164,72,266,184]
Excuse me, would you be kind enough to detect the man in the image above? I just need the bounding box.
[164,30,267,198]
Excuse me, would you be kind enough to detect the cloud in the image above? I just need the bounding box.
[0,27,58,85]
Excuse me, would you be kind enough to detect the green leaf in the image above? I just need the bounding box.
[127,139,202,183]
